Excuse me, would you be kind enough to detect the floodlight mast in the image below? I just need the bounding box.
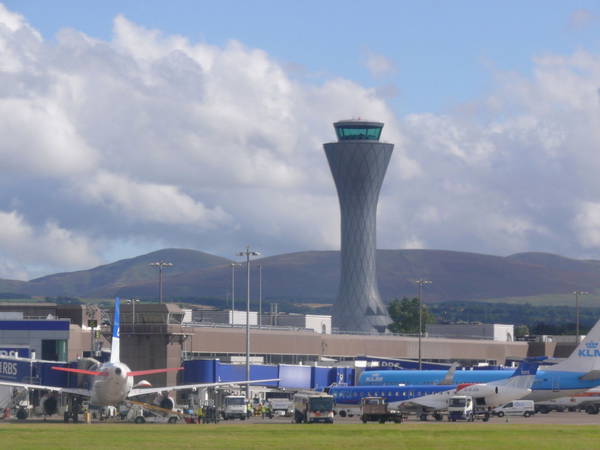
[416,279,432,370]
[149,261,173,304]
[573,290,588,343]
[237,246,260,400]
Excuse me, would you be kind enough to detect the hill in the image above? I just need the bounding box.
[9,249,600,307]
[20,249,232,297]
[111,250,600,307]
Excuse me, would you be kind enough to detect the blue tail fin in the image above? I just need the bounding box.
[512,359,541,377]
[110,297,120,363]
[492,358,541,389]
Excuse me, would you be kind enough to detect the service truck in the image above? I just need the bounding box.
[359,397,404,423]
[127,404,182,424]
[222,395,247,420]
[293,393,334,424]
[447,395,490,422]
[448,395,474,421]
[265,391,294,417]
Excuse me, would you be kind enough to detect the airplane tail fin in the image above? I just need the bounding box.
[437,362,459,385]
[546,318,600,373]
[110,297,120,363]
[492,359,540,390]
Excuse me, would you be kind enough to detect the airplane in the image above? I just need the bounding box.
[358,318,600,402]
[330,360,539,420]
[0,297,277,407]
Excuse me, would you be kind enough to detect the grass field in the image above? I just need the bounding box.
[1,423,599,449]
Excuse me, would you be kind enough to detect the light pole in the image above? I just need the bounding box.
[127,299,140,330]
[230,263,240,325]
[416,279,432,370]
[574,290,588,343]
[237,246,260,399]
[149,261,173,304]
[258,265,263,328]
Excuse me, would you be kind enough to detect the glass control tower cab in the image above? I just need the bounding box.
[324,120,394,333]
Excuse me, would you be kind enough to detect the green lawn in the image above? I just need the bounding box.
[1,423,599,449]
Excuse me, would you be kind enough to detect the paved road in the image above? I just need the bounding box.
[243,411,600,426]
[5,411,600,425]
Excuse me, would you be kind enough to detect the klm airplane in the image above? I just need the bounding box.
[330,360,539,417]
[359,318,600,402]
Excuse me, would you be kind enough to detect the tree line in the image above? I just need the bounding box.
[387,298,600,336]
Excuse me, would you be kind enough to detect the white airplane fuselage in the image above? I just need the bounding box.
[396,384,531,411]
[90,362,133,406]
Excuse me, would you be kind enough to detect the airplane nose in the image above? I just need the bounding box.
[115,368,122,376]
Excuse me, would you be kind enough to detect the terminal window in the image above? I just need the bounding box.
[42,339,67,361]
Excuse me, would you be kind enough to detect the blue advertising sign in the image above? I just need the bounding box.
[0,347,30,358]
[0,357,34,382]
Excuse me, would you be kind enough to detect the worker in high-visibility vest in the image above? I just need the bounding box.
[196,406,203,424]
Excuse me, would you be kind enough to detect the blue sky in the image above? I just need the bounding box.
[7,0,600,114]
[3,2,600,278]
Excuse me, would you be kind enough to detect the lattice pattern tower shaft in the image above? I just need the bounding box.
[324,120,393,333]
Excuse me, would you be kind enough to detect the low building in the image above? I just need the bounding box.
[187,307,331,333]
[426,323,514,342]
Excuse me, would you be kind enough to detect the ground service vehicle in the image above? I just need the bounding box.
[360,397,403,423]
[448,396,474,421]
[265,391,294,416]
[493,400,534,417]
[293,393,334,423]
[447,395,491,422]
[127,404,181,424]
[223,395,247,420]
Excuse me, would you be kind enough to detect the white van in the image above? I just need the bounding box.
[493,400,535,417]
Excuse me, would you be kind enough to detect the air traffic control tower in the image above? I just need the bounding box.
[324,120,393,333]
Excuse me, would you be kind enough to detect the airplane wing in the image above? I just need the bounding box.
[580,370,600,381]
[396,390,454,412]
[395,400,435,413]
[127,378,280,398]
[0,380,91,397]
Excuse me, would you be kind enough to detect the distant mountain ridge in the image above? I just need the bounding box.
[20,249,231,297]
[3,249,600,306]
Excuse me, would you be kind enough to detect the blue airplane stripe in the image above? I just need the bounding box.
[360,369,599,391]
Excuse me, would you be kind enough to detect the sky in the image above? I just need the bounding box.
[2,1,600,280]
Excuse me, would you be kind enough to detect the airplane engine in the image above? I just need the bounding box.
[42,395,58,416]
[159,395,175,410]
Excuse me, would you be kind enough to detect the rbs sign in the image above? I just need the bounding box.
[0,357,28,381]
[0,361,18,376]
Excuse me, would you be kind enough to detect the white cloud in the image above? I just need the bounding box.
[573,202,600,247]
[3,4,600,280]
[0,3,27,32]
[80,171,231,228]
[0,210,100,279]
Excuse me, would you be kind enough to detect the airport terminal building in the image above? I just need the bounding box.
[0,302,546,390]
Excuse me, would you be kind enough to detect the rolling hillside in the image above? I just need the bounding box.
[19,248,232,297]
[6,249,600,307]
